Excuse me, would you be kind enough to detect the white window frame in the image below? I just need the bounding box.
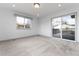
[16,15,32,29]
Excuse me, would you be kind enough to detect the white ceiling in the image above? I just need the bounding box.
[0,3,78,19]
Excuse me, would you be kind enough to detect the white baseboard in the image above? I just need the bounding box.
[0,35,39,42]
[0,34,78,43]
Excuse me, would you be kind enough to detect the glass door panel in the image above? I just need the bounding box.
[62,14,75,40]
[52,17,61,38]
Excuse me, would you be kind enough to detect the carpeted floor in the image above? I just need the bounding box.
[0,36,79,56]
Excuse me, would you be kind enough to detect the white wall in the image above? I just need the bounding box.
[38,17,52,37]
[39,8,79,42]
[0,9,38,41]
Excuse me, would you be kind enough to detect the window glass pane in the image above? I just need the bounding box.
[62,14,75,40]
[16,16,25,29]
[16,16,24,25]
[16,16,32,29]
[25,18,31,24]
[52,17,61,38]
[25,18,32,28]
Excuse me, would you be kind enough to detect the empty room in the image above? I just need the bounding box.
[0,3,79,56]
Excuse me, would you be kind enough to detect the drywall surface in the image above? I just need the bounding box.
[38,17,52,37]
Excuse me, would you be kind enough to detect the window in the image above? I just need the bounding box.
[16,16,32,29]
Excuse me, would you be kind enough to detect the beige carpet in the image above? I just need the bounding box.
[0,36,79,56]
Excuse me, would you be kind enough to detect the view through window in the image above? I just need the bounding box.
[52,13,76,41]
[16,16,32,29]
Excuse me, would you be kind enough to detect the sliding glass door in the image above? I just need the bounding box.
[52,17,61,38]
[62,14,75,40]
[52,13,76,41]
